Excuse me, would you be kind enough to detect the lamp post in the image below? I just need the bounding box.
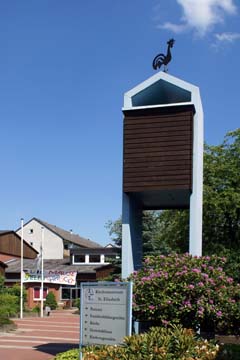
[40,227,44,318]
[20,218,24,319]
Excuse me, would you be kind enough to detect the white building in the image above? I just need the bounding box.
[16,218,101,260]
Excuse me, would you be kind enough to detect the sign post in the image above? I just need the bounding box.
[79,282,132,359]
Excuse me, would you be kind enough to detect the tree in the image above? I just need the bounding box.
[105,211,174,256]
[45,292,57,310]
[105,218,122,247]
[203,129,240,251]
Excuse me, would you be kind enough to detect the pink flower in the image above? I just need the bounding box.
[198,282,204,287]
[216,311,222,317]
[183,300,192,308]
[162,320,169,326]
[149,305,155,310]
[208,278,216,285]
[192,268,201,273]
[188,284,195,290]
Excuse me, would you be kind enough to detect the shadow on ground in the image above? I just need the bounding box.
[34,343,78,356]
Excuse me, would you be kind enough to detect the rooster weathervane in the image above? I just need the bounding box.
[152,39,175,72]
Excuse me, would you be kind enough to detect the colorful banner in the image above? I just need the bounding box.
[23,270,77,285]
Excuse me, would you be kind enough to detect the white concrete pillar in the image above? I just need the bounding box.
[122,193,142,279]
[189,91,204,256]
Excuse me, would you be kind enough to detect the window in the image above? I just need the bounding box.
[89,255,101,263]
[33,287,48,300]
[74,255,85,263]
[61,287,71,300]
[29,229,34,234]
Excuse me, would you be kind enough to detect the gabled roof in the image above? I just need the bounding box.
[5,258,112,274]
[123,71,201,111]
[21,218,101,249]
[0,230,39,255]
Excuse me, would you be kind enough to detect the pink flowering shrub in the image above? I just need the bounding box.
[130,253,240,334]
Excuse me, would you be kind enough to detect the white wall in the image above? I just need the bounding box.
[16,219,63,259]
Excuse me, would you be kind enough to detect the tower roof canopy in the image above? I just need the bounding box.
[123,71,201,110]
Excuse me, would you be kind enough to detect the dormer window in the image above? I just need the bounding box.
[74,255,85,263]
[89,255,101,263]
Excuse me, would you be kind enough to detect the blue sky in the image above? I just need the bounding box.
[0,1,239,245]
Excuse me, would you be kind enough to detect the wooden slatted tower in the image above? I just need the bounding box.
[122,72,203,278]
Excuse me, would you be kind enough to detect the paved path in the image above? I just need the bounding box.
[0,309,79,360]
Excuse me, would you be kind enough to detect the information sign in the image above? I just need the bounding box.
[80,282,132,347]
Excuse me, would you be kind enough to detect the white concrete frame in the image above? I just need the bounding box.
[72,253,107,265]
[122,72,204,278]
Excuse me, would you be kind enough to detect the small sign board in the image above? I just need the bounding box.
[80,282,132,347]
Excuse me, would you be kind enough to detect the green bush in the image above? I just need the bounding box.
[54,325,219,359]
[72,298,80,308]
[217,344,240,360]
[0,317,13,326]
[54,349,79,360]
[32,305,40,314]
[45,291,58,310]
[130,254,240,335]
[0,293,19,317]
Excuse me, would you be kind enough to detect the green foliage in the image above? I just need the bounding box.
[32,305,40,314]
[0,293,19,317]
[45,291,58,310]
[0,275,5,293]
[147,209,189,254]
[203,129,240,250]
[130,254,240,335]
[0,276,28,319]
[54,349,79,360]
[0,317,13,326]
[83,325,219,360]
[54,326,219,359]
[105,218,122,247]
[217,344,240,360]
[7,283,27,303]
[72,298,80,308]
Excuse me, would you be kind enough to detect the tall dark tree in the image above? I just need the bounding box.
[203,129,240,251]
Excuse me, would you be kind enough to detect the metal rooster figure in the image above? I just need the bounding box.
[152,39,175,72]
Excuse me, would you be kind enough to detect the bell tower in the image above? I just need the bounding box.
[122,71,203,278]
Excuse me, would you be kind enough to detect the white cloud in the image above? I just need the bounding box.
[157,22,187,33]
[159,0,237,36]
[215,32,240,42]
